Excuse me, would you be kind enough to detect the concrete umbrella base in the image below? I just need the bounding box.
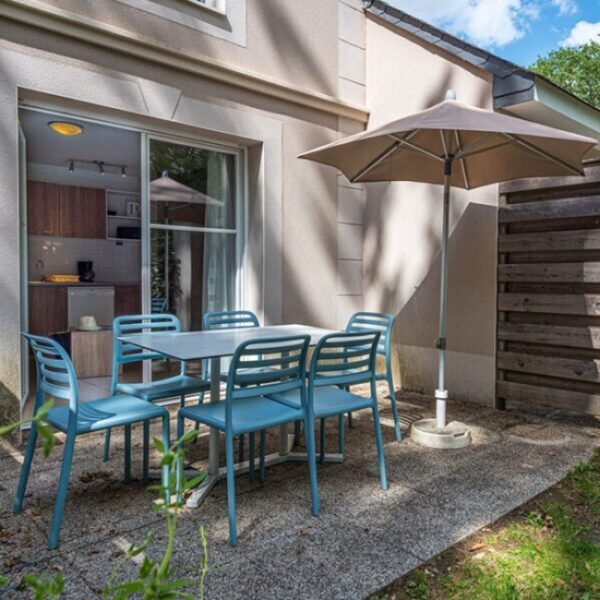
[411,418,472,449]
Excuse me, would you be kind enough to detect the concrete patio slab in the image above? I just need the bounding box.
[0,389,598,599]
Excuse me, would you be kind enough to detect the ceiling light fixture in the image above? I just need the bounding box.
[68,160,74,173]
[48,121,84,136]
[121,166,127,178]
[98,162,105,176]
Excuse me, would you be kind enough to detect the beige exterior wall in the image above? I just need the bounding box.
[0,5,355,423]
[16,0,340,98]
[363,16,498,405]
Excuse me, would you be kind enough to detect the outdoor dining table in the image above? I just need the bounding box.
[120,323,339,507]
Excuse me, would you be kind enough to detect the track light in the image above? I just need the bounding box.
[98,162,105,176]
[121,166,127,178]
[68,160,74,173]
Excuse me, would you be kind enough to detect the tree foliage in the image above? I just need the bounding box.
[530,41,600,109]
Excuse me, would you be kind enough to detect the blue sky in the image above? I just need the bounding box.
[387,0,600,67]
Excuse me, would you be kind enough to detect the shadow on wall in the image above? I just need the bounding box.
[364,186,497,395]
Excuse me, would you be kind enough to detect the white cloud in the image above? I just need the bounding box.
[387,0,539,48]
[551,0,578,16]
[560,20,600,46]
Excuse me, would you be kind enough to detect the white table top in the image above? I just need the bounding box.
[120,324,339,361]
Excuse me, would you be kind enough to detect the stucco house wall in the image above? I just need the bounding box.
[0,0,368,424]
[363,15,499,406]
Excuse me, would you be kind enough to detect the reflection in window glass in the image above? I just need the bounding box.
[151,228,236,331]
[150,140,236,229]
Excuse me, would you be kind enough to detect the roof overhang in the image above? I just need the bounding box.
[501,78,600,160]
[365,0,600,158]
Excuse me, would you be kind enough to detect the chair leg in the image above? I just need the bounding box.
[319,418,326,463]
[103,428,111,461]
[259,430,266,483]
[14,423,38,514]
[225,432,237,546]
[162,415,171,506]
[48,430,76,550]
[348,412,354,428]
[294,420,301,445]
[142,421,150,484]
[194,392,204,433]
[371,406,388,491]
[338,414,345,455]
[176,414,185,504]
[124,425,132,483]
[303,415,320,516]
[248,432,255,481]
[386,374,402,442]
[238,434,245,462]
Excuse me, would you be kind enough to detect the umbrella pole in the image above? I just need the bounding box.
[410,157,471,449]
[436,159,452,428]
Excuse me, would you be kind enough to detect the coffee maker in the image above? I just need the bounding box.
[77,261,95,283]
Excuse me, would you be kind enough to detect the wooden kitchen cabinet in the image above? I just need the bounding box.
[27,181,61,236]
[60,186,106,239]
[28,286,68,336]
[27,181,106,239]
[115,285,141,317]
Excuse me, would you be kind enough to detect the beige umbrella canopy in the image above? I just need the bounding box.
[300,92,597,449]
[150,171,223,206]
[300,95,595,189]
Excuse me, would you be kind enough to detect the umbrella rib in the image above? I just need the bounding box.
[453,131,470,190]
[350,129,419,182]
[390,134,445,162]
[454,139,515,161]
[503,133,584,175]
[453,132,498,160]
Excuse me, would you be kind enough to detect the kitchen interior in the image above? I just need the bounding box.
[21,109,143,410]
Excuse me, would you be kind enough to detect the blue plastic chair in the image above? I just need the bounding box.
[202,310,260,468]
[346,312,401,441]
[151,298,167,313]
[177,335,319,546]
[268,331,388,489]
[103,314,209,464]
[16,334,171,550]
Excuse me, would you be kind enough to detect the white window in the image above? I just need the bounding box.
[185,0,225,13]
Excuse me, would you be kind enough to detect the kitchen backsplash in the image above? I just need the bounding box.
[29,236,141,283]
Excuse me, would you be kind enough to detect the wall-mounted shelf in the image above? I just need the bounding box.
[106,190,141,241]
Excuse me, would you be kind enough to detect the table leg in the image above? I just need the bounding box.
[208,357,221,476]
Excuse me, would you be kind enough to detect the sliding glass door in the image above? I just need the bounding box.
[146,137,242,331]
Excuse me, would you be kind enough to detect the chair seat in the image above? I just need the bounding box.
[48,396,169,434]
[269,386,374,419]
[117,375,209,402]
[179,396,304,435]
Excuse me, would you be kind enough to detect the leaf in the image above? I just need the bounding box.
[153,437,165,453]
[469,542,485,552]
[160,454,175,467]
[178,430,199,446]
[183,474,207,490]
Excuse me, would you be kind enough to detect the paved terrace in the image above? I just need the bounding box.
[1,388,598,599]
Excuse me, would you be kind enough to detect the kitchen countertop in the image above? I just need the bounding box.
[29,281,141,287]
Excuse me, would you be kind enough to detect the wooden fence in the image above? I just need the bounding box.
[496,162,600,415]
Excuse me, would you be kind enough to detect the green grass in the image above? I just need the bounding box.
[372,449,600,600]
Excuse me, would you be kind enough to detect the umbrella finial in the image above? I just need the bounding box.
[445,89,457,101]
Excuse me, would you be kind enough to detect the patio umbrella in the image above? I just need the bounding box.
[299,90,597,449]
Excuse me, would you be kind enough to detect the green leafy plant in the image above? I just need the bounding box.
[0,398,55,457]
[102,429,208,599]
[530,41,600,108]
[0,405,209,599]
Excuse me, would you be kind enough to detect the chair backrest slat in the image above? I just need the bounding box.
[346,312,394,356]
[226,335,309,405]
[203,310,259,331]
[23,333,78,410]
[309,331,380,388]
[112,314,183,392]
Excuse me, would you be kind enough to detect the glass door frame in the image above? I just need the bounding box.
[140,131,247,319]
